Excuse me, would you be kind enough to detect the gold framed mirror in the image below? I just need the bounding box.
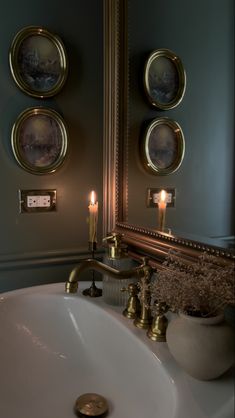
[103,0,234,264]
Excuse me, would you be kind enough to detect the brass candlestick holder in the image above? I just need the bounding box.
[158,207,166,232]
[82,242,102,297]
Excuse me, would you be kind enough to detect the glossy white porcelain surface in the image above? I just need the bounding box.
[0,282,234,418]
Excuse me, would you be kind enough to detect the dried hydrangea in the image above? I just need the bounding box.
[149,250,235,317]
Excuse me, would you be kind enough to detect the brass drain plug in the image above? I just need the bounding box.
[75,393,109,417]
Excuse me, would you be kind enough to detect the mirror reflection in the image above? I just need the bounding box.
[125,0,234,251]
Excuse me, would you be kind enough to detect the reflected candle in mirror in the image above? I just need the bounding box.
[88,190,98,246]
[158,190,167,232]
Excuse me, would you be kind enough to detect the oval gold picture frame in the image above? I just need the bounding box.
[9,26,68,98]
[143,49,186,110]
[11,107,68,174]
[141,117,185,175]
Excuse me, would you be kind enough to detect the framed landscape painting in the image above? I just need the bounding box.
[141,117,185,175]
[11,107,68,174]
[144,49,186,110]
[9,26,68,98]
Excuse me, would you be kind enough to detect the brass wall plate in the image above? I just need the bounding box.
[19,189,57,213]
[146,188,176,208]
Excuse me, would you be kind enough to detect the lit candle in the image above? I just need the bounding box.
[158,190,167,232]
[88,190,98,246]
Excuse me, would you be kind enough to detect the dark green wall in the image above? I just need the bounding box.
[127,0,234,242]
[0,0,103,291]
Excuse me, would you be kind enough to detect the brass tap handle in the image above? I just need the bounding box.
[102,232,127,259]
[155,301,168,315]
[121,283,141,319]
[102,232,123,246]
[120,282,139,295]
[147,300,168,342]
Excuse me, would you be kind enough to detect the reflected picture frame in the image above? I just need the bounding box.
[143,49,186,110]
[11,107,68,175]
[141,117,185,175]
[9,26,68,98]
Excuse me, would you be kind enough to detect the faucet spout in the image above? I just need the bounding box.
[65,258,152,294]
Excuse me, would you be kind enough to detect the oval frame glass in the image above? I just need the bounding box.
[141,117,185,175]
[9,26,68,98]
[11,107,68,175]
[143,48,186,110]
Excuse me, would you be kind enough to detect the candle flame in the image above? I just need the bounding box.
[90,190,96,205]
[160,189,167,203]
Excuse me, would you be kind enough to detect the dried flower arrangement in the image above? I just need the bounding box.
[149,250,235,317]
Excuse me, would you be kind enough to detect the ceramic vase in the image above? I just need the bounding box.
[166,312,235,381]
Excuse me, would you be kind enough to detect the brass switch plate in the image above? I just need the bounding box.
[19,189,57,213]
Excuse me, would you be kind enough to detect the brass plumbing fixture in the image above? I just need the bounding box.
[147,301,168,342]
[102,232,127,259]
[65,257,153,310]
[121,283,141,319]
[75,393,109,417]
[133,265,152,329]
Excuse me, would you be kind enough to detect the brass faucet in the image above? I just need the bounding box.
[65,257,153,327]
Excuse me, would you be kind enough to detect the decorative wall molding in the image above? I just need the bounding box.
[103,0,120,236]
[116,222,235,261]
[0,248,104,271]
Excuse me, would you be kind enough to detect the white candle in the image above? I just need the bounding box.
[158,190,167,232]
[88,190,98,243]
